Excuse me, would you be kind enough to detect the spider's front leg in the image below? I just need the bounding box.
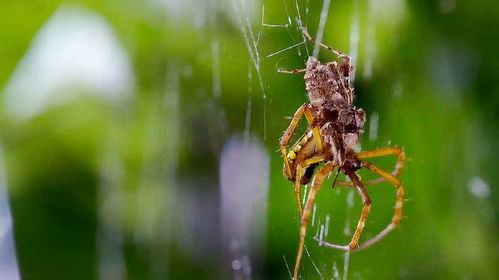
[301,28,345,58]
[280,104,324,216]
[280,103,323,180]
[293,163,334,280]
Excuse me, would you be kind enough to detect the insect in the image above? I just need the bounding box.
[279,29,406,280]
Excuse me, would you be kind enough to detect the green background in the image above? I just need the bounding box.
[0,0,498,279]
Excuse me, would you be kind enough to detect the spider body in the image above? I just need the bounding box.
[282,56,366,182]
[279,29,406,280]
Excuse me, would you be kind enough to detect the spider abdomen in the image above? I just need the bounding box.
[304,57,354,111]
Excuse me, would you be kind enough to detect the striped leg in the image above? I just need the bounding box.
[293,163,334,280]
[316,163,404,251]
[336,147,405,187]
[280,104,323,179]
[355,161,404,250]
[346,171,371,250]
[293,155,327,216]
[314,171,371,251]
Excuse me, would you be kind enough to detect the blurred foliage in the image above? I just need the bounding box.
[0,0,498,279]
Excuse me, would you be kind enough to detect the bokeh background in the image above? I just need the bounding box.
[0,0,498,279]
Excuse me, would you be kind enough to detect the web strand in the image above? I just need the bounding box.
[349,0,360,84]
[294,0,310,56]
[231,0,266,140]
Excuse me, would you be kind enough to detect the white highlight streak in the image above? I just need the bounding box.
[349,0,360,83]
[211,40,222,98]
[302,184,309,205]
[369,112,379,141]
[319,224,325,241]
[312,204,317,226]
[343,251,350,280]
[324,214,330,237]
[244,64,253,140]
[364,0,376,80]
[332,263,340,279]
[347,189,355,208]
[313,0,331,58]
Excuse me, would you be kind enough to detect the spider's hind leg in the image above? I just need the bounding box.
[355,161,404,250]
[293,163,334,280]
[336,147,405,187]
[346,171,372,250]
[314,171,371,251]
[320,150,405,251]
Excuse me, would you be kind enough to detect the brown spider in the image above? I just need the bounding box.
[279,29,406,280]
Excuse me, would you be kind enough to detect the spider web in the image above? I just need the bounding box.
[227,0,366,279]
[230,0,267,141]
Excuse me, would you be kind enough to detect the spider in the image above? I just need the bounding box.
[279,29,406,280]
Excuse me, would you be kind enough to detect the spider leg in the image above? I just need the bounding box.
[354,161,404,251]
[280,104,311,179]
[357,147,405,178]
[294,155,327,215]
[346,171,371,250]
[293,162,334,280]
[280,104,323,178]
[278,68,306,74]
[314,171,371,251]
[301,28,351,61]
[336,147,405,187]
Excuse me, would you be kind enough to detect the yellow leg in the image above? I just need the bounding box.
[280,104,312,147]
[302,109,323,153]
[357,161,404,250]
[346,171,371,250]
[294,180,303,216]
[314,171,371,251]
[315,153,405,251]
[336,147,405,187]
[293,163,334,280]
[293,155,327,216]
[280,104,308,179]
[280,104,324,179]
